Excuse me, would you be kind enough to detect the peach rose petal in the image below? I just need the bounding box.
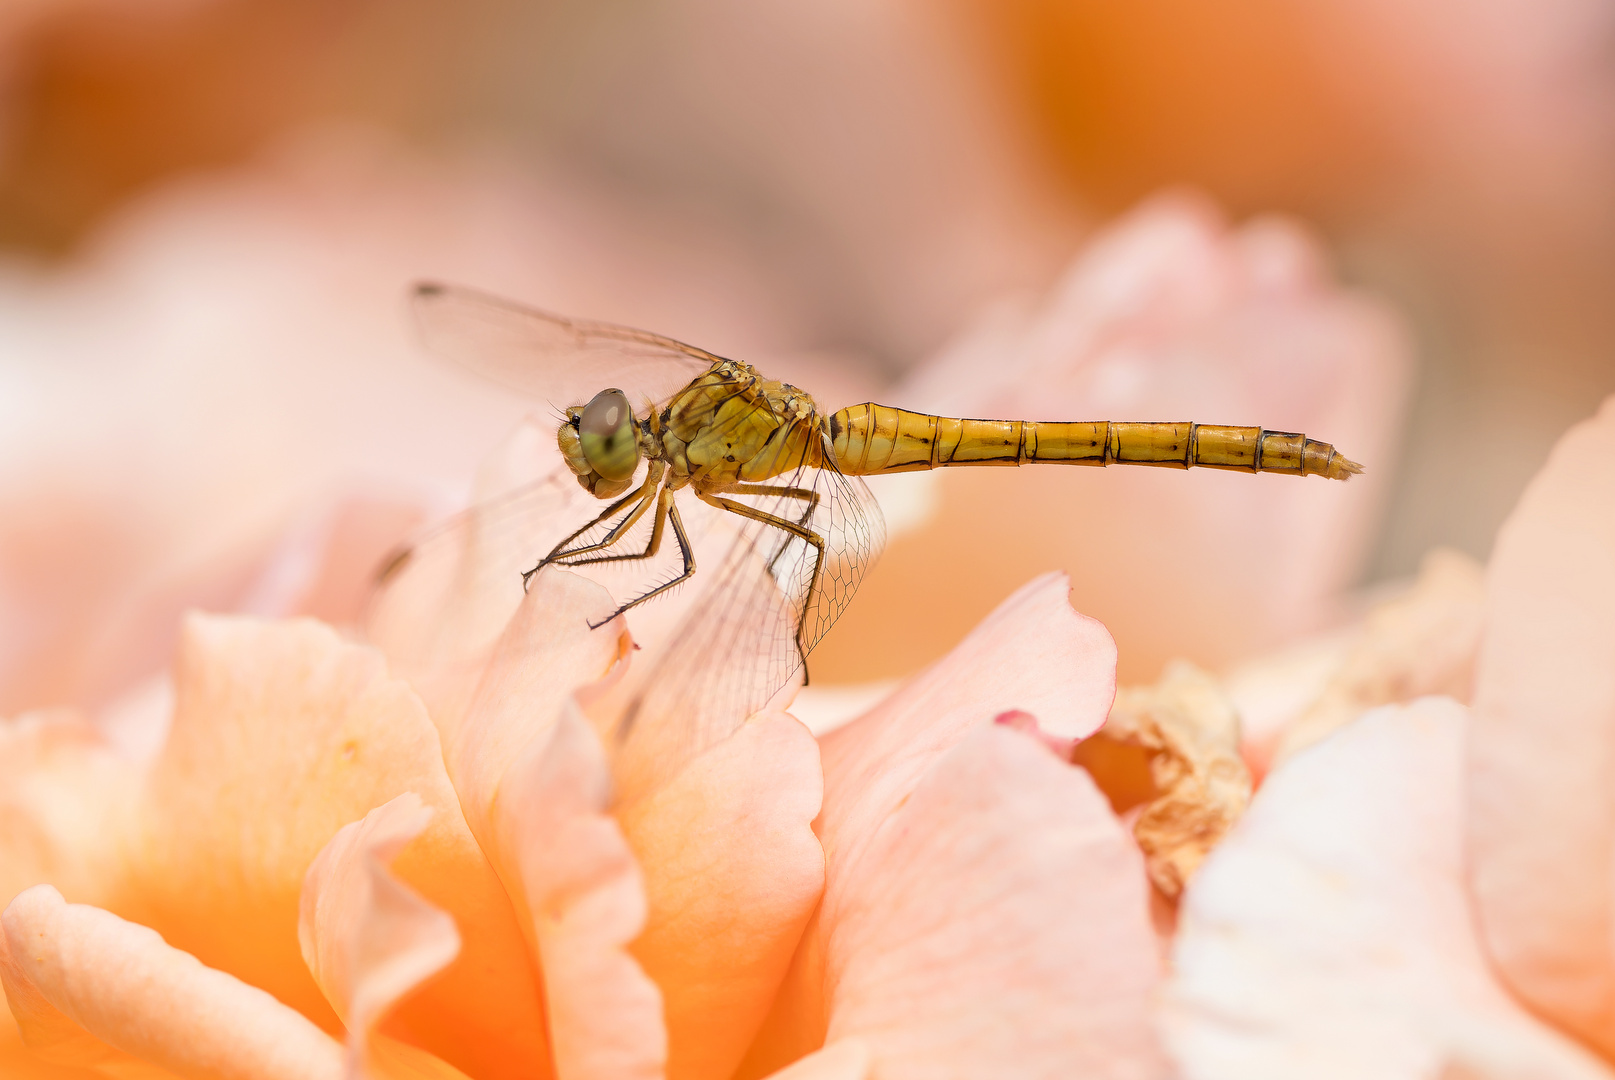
[495,704,665,1080]
[619,713,825,1080]
[1,884,343,1080]
[821,725,1168,1079]
[299,793,461,1079]
[1468,396,1615,1055]
[120,615,548,1080]
[445,571,630,854]
[1163,699,1614,1080]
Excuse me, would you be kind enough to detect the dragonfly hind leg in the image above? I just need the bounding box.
[697,490,826,674]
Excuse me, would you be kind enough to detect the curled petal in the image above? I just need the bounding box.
[495,705,665,1080]
[1,884,343,1080]
[619,713,825,1080]
[821,725,1168,1079]
[1163,699,1614,1080]
[123,615,546,1078]
[1468,396,1615,1055]
[299,793,460,1079]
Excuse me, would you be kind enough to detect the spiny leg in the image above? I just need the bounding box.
[523,468,660,589]
[697,491,826,673]
[587,493,697,630]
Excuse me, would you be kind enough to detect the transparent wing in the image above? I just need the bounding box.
[599,457,886,794]
[412,282,720,410]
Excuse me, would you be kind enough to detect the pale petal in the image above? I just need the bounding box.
[122,615,547,1079]
[495,705,665,1080]
[0,712,138,912]
[821,725,1167,1079]
[299,793,461,1079]
[1163,699,1613,1080]
[619,713,825,1080]
[1468,396,1615,1055]
[1,885,343,1080]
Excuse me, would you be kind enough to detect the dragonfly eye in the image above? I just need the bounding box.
[579,388,639,481]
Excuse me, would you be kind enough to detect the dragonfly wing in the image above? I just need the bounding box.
[601,460,886,799]
[412,282,720,411]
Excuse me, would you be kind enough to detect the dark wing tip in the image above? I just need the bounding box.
[413,280,447,300]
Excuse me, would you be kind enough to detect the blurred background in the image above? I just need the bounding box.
[1,0,1612,719]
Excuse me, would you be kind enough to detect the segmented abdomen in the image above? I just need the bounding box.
[827,404,1362,480]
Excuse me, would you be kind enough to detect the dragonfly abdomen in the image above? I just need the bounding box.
[828,404,1362,480]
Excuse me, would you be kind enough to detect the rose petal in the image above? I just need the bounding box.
[443,571,630,853]
[299,793,461,1078]
[1163,698,1614,1079]
[120,615,547,1078]
[1468,396,1615,1055]
[748,573,1117,1068]
[822,725,1167,1078]
[1,884,343,1079]
[619,713,825,1080]
[818,571,1115,878]
[494,705,665,1080]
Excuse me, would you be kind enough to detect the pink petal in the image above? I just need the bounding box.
[299,793,461,1079]
[121,615,547,1078]
[818,572,1115,879]
[1,884,343,1079]
[495,705,665,1080]
[1164,699,1613,1079]
[1468,396,1615,1054]
[619,713,825,1080]
[822,725,1167,1078]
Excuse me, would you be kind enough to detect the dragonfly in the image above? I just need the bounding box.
[373,282,1361,773]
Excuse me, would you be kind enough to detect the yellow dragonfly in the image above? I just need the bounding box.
[374,282,1360,763]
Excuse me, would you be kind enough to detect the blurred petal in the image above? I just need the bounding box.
[122,615,546,1078]
[619,713,825,1080]
[1164,699,1613,1080]
[0,712,138,911]
[1469,396,1615,1055]
[299,793,460,1079]
[495,705,665,1080]
[816,196,1410,686]
[821,725,1167,1078]
[1,884,343,1079]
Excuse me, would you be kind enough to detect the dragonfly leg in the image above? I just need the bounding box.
[723,483,821,572]
[561,481,671,569]
[587,495,696,630]
[524,466,663,589]
[697,491,826,670]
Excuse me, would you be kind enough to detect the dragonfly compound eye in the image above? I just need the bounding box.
[579,387,639,481]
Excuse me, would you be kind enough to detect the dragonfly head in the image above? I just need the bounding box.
[559,387,641,498]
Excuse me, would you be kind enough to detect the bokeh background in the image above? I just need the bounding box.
[2,0,1613,720]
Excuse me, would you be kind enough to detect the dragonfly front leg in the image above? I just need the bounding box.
[586,493,697,630]
[525,464,665,589]
[697,491,826,672]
